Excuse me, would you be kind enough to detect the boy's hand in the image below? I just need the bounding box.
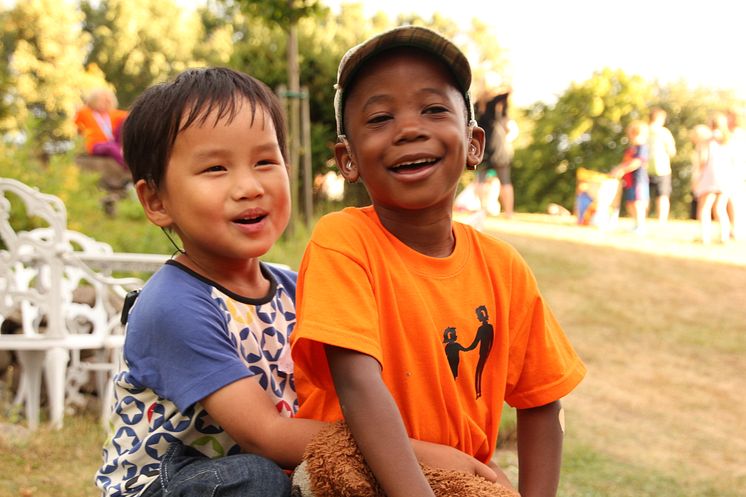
[411,439,498,482]
[488,459,517,490]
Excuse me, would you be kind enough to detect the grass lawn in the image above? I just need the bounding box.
[492,215,746,497]
[1,214,744,497]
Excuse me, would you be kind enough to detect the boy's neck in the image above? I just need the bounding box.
[374,205,455,258]
[174,253,269,298]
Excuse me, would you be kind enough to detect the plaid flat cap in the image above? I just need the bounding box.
[334,25,474,137]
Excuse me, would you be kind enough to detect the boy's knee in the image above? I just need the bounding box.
[207,453,290,497]
[159,442,290,497]
[225,453,291,496]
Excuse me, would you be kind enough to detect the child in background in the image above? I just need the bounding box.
[646,108,677,225]
[291,26,586,497]
[96,66,494,497]
[74,88,129,168]
[694,112,733,244]
[611,120,650,235]
[725,109,746,240]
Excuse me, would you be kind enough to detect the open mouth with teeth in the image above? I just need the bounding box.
[234,215,266,224]
[390,157,438,172]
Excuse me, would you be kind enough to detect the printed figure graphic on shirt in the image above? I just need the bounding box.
[442,327,469,379]
[463,305,494,398]
[441,305,495,398]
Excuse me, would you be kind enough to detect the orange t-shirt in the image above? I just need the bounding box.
[291,207,586,463]
[73,106,129,153]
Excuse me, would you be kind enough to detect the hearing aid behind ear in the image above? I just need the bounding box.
[339,135,352,156]
[467,119,478,143]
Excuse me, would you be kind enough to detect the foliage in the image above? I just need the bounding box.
[512,68,652,213]
[461,18,511,98]
[233,0,328,30]
[1,0,743,221]
[0,0,100,153]
[80,0,206,108]
[512,69,746,218]
[0,140,173,256]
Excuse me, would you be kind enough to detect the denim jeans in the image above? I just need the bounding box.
[139,441,291,497]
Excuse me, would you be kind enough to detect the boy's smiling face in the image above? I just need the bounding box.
[336,48,483,217]
[139,99,290,269]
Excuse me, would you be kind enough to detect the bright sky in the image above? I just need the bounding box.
[324,0,746,107]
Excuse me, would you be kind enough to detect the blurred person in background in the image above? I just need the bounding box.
[74,87,129,169]
[611,121,650,235]
[694,112,733,244]
[688,124,712,220]
[725,109,745,240]
[475,80,518,219]
[646,108,677,224]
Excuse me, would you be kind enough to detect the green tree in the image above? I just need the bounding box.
[465,18,511,97]
[512,70,746,217]
[513,68,653,213]
[81,0,204,108]
[0,7,16,133]
[193,1,242,68]
[0,0,94,155]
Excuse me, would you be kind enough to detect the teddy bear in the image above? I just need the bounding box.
[291,421,519,497]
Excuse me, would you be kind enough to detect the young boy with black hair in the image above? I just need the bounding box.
[96,66,495,497]
[291,26,586,497]
[94,67,323,497]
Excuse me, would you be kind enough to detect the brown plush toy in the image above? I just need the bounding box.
[291,421,519,497]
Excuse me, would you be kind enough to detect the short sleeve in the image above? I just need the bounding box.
[503,257,586,409]
[291,229,382,392]
[124,270,252,412]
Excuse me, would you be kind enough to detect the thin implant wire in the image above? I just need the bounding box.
[161,227,186,257]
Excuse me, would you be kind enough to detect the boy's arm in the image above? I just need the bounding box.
[411,437,503,484]
[516,400,564,497]
[326,345,436,497]
[666,128,677,156]
[203,364,501,480]
[202,376,326,469]
[611,157,643,178]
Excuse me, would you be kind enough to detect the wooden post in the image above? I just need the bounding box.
[301,86,313,229]
[287,23,301,236]
[276,84,294,237]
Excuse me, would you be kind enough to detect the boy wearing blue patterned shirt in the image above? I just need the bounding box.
[95,67,325,497]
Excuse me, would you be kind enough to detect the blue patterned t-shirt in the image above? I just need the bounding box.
[95,260,298,497]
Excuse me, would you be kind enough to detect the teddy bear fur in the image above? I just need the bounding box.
[291,421,519,497]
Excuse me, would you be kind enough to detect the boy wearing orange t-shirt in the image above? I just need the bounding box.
[290,26,586,497]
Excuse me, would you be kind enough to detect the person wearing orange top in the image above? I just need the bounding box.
[74,88,128,168]
[291,26,586,497]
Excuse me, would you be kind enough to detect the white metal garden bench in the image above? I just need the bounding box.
[0,177,166,429]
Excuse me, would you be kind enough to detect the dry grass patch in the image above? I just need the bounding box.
[495,229,746,495]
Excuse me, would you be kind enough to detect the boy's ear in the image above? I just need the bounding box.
[334,138,359,183]
[135,179,173,228]
[466,123,486,169]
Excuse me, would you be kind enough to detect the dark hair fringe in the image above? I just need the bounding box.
[122,67,288,189]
